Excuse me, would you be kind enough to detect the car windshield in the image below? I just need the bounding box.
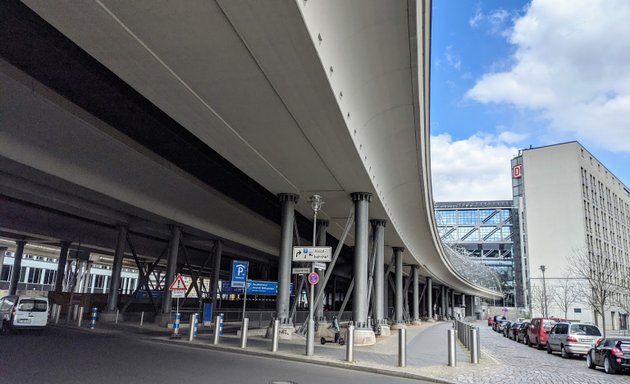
[542,320,556,329]
[570,324,601,336]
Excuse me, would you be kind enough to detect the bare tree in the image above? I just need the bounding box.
[569,248,616,337]
[552,273,582,320]
[530,284,555,317]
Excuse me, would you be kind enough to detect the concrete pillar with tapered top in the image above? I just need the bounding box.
[426,276,434,321]
[8,240,26,295]
[351,192,375,345]
[412,265,421,325]
[54,241,70,292]
[102,225,128,321]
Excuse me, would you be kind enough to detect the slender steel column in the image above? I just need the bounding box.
[394,247,404,324]
[211,241,223,316]
[441,285,447,317]
[370,219,387,325]
[107,225,127,312]
[351,192,371,329]
[426,276,433,319]
[412,265,420,321]
[277,193,299,324]
[54,241,70,292]
[451,289,456,318]
[315,219,328,320]
[162,225,181,314]
[8,240,26,295]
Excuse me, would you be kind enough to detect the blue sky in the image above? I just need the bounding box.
[430,0,630,201]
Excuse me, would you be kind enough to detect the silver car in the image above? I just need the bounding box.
[547,322,602,358]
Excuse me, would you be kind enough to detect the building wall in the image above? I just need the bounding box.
[515,142,630,329]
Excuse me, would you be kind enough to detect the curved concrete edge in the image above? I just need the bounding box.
[146,337,457,384]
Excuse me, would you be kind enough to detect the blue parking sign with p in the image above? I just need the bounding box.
[231,260,249,288]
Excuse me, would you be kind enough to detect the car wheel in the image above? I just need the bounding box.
[320,337,326,345]
[526,336,531,347]
[604,355,618,374]
[561,345,570,359]
[536,340,542,350]
[547,344,552,354]
[586,352,595,369]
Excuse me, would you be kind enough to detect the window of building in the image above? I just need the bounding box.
[574,308,582,313]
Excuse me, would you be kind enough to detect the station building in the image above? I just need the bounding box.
[512,142,630,330]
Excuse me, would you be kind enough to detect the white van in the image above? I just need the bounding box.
[0,295,49,333]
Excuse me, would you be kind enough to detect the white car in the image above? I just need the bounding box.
[0,295,49,333]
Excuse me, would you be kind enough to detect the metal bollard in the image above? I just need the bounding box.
[271,319,279,352]
[194,313,198,337]
[398,328,407,367]
[213,315,221,345]
[171,312,181,339]
[219,313,224,335]
[448,329,457,367]
[346,325,355,362]
[54,305,61,325]
[240,317,249,348]
[115,309,119,324]
[470,327,479,364]
[77,307,84,327]
[188,313,197,342]
[140,311,144,327]
[73,304,79,321]
[89,307,97,330]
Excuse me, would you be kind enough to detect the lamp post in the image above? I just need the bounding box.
[539,265,548,317]
[306,194,323,356]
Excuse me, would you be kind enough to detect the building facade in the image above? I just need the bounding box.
[435,201,520,307]
[512,142,630,330]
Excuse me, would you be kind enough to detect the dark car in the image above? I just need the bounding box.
[586,337,630,374]
[516,321,530,343]
[508,321,523,340]
[502,321,513,337]
[495,319,509,333]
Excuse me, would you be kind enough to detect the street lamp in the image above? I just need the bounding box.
[306,194,323,356]
[539,265,548,317]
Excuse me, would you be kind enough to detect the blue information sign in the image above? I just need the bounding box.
[221,281,294,296]
[231,260,249,288]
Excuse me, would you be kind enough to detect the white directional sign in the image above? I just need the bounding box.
[292,267,311,275]
[292,246,332,262]
[313,262,327,270]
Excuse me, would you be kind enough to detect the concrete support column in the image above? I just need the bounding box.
[83,261,93,293]
[392,247,406,328]
[0,247,6,276]
[441,285,447,318]
[370,219,387,330]
[106,225,127,314]
[210,240,223,317]
[412,266,421,324]
[162,225,181,315]
[351,192,375,345]
[315,219,328,321]
[54,241,70,292]
[9,240,27,295]
[277,193,299,326]
[451,289,456,318]
[426,276,434,321]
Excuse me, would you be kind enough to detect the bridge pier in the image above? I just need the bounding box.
[391,247,406,330]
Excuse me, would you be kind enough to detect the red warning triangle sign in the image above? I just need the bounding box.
[169,273,188,291]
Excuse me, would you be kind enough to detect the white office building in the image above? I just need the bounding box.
[512,142,630,331]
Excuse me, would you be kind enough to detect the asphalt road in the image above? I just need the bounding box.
[0,327,433,384]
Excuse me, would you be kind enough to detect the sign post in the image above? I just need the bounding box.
[169,273,188,337]
[231,260,249,321]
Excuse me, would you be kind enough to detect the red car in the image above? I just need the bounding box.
[527,317,558,349]
[487,317,495,326]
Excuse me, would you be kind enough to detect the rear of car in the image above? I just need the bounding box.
[587,338,630,374]
[528,318,557,348]
[565,323,602,356]
[0,295,49,333]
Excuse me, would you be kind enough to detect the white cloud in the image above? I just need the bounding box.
[498,131,528,144]
[431,133,520,201]
[466,0,630,153]
[445,46,461,70]
[469,7,513,36]
[469,7,483,28]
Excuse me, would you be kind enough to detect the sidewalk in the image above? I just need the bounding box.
[58,318,500,384]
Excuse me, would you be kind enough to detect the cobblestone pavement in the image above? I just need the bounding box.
[448,324,630,384]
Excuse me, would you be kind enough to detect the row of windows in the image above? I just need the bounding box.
[436,209,513,226]
[439,226,513,242]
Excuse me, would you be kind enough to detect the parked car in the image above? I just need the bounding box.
[547,322,602,358]
[526,317,557,349]
[492,315,506,331]
[0,295,49,333]
[487,317,494,326]
[495,319,509,333]
[516,321,530,343]
[586,337,630,374]
[502,321,513,337]
[508,321,523,340]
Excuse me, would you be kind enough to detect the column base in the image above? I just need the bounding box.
[265,323,295,340]
[100,311,124,323]
[411,319,422,326]
[378,324,391,337]
[351,328,376,346]
[391,322,407,330]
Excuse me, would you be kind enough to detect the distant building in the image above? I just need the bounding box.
[512,141,630,330]
[435,200,520,307]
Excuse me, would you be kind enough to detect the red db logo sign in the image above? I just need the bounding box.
[512,164,522,179]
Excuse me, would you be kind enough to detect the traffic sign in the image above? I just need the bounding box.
[231,260,249,288]
[245,280,279,295]
[308,272,319,285]
[292,267,310,275]
[292,246,332,262]
[313,262,327,270]
[169,274,187,298]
